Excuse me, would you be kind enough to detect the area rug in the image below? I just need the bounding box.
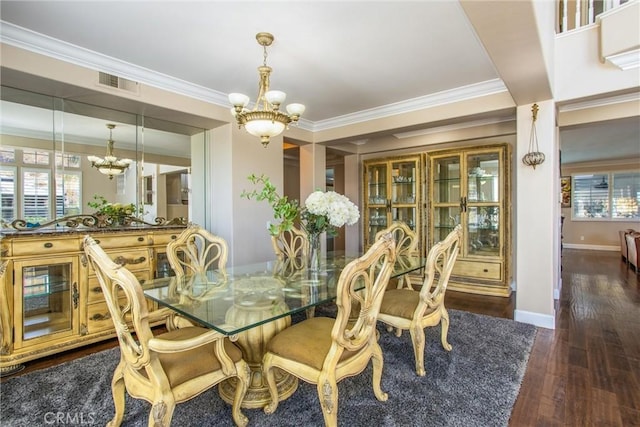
[1,309,536,426]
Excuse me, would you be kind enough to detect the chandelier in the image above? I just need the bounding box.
[87,124,132,179]
[229,32,305,147]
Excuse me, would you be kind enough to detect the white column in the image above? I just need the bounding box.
[514,99,559,329]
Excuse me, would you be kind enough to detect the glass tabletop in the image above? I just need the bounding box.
[143,253,425,336]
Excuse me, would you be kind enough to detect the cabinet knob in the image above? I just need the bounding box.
[138,237,144,242]
[44,242,53,248]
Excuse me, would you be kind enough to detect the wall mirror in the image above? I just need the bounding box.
[0,85,205,229]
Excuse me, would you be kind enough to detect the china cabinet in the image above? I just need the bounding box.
[427,144,511,296]
[363,155,423,251]
[0,226,185,375]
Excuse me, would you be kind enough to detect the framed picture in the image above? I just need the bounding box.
[561,176,571,208]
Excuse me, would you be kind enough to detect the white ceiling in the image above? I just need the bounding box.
[0,1,638,164]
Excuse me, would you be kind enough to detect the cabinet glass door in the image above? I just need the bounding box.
[432,156,461,243]
[390,160,418,232]
[366,163,388,206]
[155,250,187,278]
[364,155,421,250]
[16,258,78,345]
[465,151,501,257]
[366,207,389,246]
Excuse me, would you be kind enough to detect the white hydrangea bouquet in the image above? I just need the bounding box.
[302,190,359,271]
[301,190,360,237]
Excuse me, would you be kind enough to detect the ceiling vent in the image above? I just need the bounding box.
[98,72,140,94]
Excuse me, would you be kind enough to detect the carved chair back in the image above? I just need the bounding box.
[167,225,228,280]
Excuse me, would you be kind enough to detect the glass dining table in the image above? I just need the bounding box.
[142,252,425,409]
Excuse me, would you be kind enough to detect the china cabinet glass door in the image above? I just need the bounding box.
[431,156,462,243]
[14,256,79,347]
[364,156,421,248]
[465,151,501,257]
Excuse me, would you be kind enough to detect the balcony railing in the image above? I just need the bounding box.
[558,0,630,32]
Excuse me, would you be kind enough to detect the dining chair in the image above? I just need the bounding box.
[261,233,397,427]
[271,225,309,264]
[167,224,228,280]
[83,235,250,427]
[377,224,462,376]
[271,225,316,318]
[375,221,420,290]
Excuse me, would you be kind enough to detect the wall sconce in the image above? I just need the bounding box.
[522,103,545,169]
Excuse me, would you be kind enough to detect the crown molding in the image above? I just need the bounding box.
[311,79,508,132]
[604,49,640,71]
[393,115,515,139]
[558,92,640,112]
[0,22,230,106]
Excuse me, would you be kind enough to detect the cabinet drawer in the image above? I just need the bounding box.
[151,231,182,246]
[87,271,151,304]
[87,299,155,334]
[89,234,149,249]
[452,260,502,281]
[102,249,151,271]
[12,237,81,256]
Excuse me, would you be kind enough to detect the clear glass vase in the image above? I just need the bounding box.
[308,232,321,272]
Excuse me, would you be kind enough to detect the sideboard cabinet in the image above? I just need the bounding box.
[0,226,185,375]
[426,143,512,296]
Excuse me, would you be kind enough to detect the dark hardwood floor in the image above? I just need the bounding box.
[2,249,639,426]
[508,249,640,426]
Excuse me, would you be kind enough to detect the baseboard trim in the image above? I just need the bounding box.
[514,309,555,330]
[563,243,619,251]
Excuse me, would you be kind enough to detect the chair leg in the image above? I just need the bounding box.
[440,308,453,352]
[409,326,426,377]
[262,354,280,415]
[317,376,339,427]
[370,343,389,402]
[108,364,126,427]
[149,398,175,427]
[232,361,250,427]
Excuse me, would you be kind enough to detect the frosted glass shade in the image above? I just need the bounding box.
[286,103,306,116]
[244,119,286,138]
[228,93,250,107]
[265,90,286,106]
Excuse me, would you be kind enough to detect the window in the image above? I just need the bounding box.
[572,171,639,220]
[22,149,50,166]
[55,152,81,168]
[0,148,16,163]
[55,171,82,217]
[0,166,17,223]
[22,168,51,223]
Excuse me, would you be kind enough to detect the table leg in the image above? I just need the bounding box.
[219,303,298,409]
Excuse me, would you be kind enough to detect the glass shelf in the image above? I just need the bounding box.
[23,280,70,299]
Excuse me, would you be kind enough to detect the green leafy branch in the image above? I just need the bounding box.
[241,174,300,236]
